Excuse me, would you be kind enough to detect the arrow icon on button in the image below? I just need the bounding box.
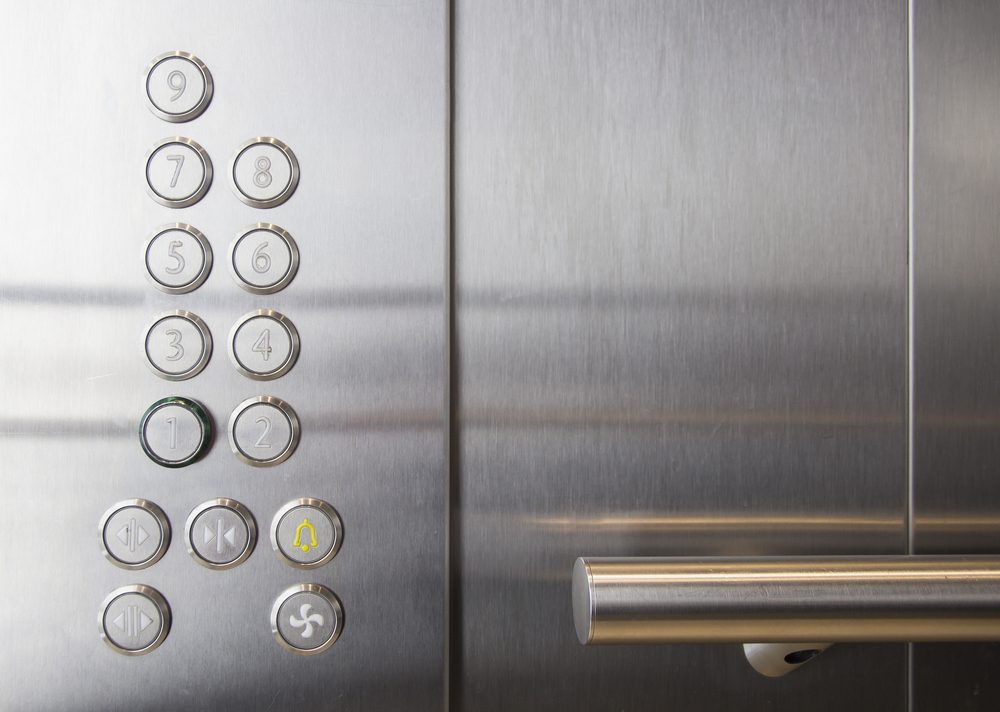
[203,519,237,554]
[116,519,149,552]
[112,605,153,639]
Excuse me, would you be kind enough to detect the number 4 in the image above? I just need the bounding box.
[252,329,272,362]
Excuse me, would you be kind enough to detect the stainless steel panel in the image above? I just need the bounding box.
[453,0,907,709]
[912,0,1000,708]
[0,1,447,710]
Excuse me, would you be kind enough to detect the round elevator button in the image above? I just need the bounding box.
[144,51,214,123]
[139,396,212,467]
[229,137,299,208]
[100,585,171,655]
[145,137,213,208]
[228,396,300,467]
[229,309,299,380]
[271,499,343,569]
[144,223,212,294]
[271,584,343,655]
[185,498,257,570]
[100,499,170,570]
[144,310,212,381]
[229,223,299,295]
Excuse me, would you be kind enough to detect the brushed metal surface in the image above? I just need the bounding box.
[574,557,1000,644]
[0,1,447,710]
[453,0,907,709]
[912,0,1000,708]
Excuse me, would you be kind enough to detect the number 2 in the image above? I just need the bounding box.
[254,416,272,449]
[166,154,184,187]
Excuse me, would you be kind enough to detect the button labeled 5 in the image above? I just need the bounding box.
[145,223,212,294]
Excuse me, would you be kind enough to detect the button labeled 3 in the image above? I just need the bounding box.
[145,223,212,294]
[139,396,212,467]
[100,585,171,655]
[145,137,213,208]
[229,137,299,208]
[185,498,257,570]
[271,498,343,568]
[100,499,170,570]
[144,51,213,123]
[144,310,212,381]
[228,396,300,466]
[229,223,299,294]
[229,309,300,380]
[271,584,343,655]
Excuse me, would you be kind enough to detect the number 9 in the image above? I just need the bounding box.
[167,70,186,101]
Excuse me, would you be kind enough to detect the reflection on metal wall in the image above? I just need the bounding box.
[453,0,907,709]
[913,0,1000,708]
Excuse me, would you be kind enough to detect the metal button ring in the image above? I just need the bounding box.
[228,396,300,467]
[99,585,171,656]
[144,51,214,123]
[229,137,300,209]
[145,137,213,208]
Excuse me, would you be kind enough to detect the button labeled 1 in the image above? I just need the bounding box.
[145,223,212,294]
[140,396,212,467]
[144,51,213,123]
[144,310,212,381]
[229,309,299,380]
[229,223,299,294]
[229,137,299,208]
[145,137,213,208]
[228,396,300,466]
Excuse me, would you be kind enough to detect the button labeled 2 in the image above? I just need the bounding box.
[228,396,300,466]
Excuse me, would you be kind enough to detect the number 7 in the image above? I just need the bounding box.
[166,154,185,188]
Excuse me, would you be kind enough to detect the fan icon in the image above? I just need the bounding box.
[289,603,325,638]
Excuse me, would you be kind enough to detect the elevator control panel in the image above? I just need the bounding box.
[0,4,447,708]
[94,50,345,657]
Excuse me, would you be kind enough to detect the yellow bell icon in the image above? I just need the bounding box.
[293,517,318,553]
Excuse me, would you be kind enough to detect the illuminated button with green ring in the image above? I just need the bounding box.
[270,498,343,568]
[140,396,212,467]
